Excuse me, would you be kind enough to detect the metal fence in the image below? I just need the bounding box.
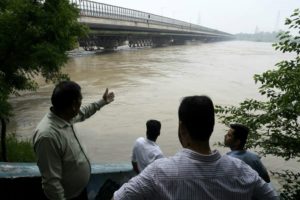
[70,0,229,36]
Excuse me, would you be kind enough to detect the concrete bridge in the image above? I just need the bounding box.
[70,0,234,50]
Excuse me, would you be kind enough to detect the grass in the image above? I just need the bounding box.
[0,133,36,162]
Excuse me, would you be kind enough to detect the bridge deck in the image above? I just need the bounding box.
[70,0,234,49]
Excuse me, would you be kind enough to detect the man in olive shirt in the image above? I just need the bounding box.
[33,81,114,200]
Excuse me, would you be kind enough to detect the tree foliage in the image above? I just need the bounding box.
[216,8,300,199]
[0,0,88,118]
[0,0,88,161]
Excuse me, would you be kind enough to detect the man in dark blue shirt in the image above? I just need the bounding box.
[224,123,270,183]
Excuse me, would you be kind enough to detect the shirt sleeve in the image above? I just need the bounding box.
[253,159,270,183]
[72,100,107,123]
[34,136,66,200]
[252,177,279,200]
[113,164,157,200]
[156,148,164,159]
[131,142,137,162]
[131,151,137,162]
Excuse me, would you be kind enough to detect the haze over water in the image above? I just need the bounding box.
[8,41,297,174]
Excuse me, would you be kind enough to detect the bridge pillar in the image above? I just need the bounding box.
[128,36,153,48]
[152,36,173,47]
[79,35,127,51]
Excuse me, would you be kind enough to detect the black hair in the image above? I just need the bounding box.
[51,81,81,111]
[230,123,249,148]
[178,95,215,141]
[146,120,161,141]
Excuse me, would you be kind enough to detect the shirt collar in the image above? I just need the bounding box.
[48,109,72,128]
[179,148,221,162]
[145,138,157,145]
[229,150,246,154]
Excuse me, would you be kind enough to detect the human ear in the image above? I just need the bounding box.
[178,121,188,147]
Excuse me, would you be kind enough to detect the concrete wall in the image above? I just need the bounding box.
[0,162,134,200]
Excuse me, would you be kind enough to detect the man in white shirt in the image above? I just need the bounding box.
[131,120,164,173]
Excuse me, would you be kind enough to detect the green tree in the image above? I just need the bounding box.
[216,9,300,199]
[0,0,88,161]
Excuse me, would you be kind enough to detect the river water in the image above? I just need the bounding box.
[8,41,297,174]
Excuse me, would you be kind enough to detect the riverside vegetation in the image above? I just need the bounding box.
[216,9,300,200]
[0,0,88,161]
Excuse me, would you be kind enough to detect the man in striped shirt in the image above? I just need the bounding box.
[113,95,278,200]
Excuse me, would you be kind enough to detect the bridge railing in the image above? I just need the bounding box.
[70,0,231,37]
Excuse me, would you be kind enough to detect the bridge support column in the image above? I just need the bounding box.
[79,35,127,51]
[128,37,152,48]
[152,36,173,47]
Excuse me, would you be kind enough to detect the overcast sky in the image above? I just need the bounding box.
[93,0,299,34]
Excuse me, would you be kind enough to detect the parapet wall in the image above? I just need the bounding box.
[0,162,134,199]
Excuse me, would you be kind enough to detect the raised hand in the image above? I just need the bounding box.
[102,88,115,104]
